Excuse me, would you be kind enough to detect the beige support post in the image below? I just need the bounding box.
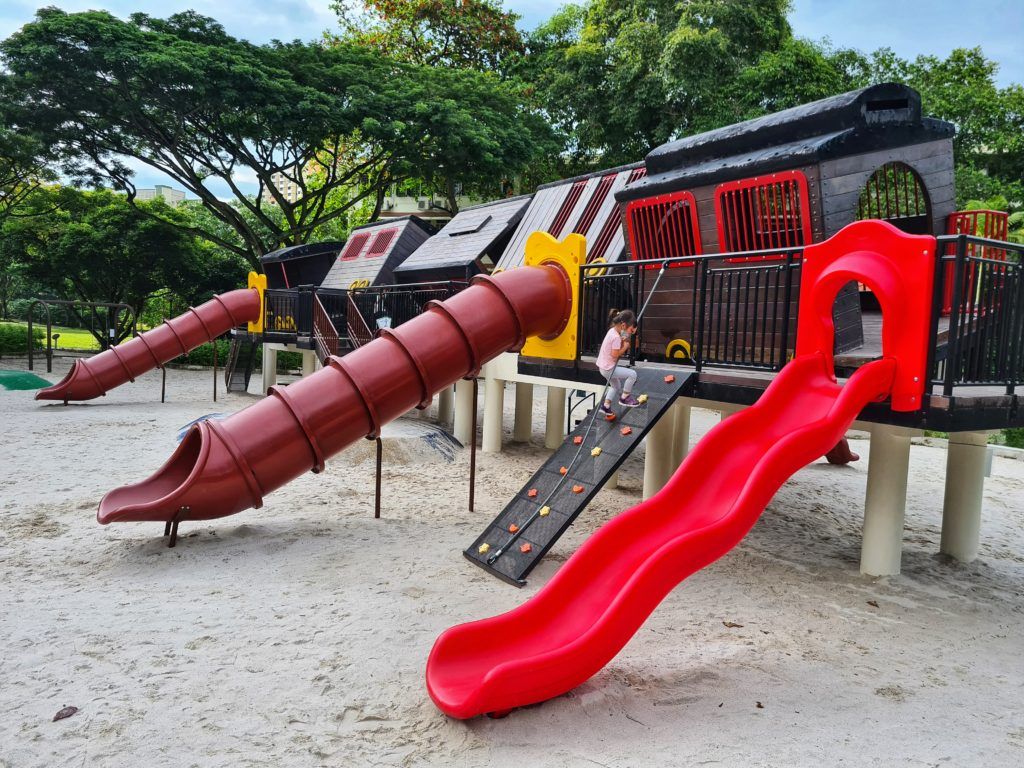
[860,425,912,576]
[437,385,454,426]
[513,382,534,443]
[453,379,475,445]
[643,413,675,500]
[545,386,567,450]
[301,349,317,377]
[671,399,692,469]
[940,431,990,563]
[483,377,505,453]
[261,345,278,394]
[607,470,620,490]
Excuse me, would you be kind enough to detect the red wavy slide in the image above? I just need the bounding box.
[96,266,572,525]
[426,353,895,718]
[35,289,262,402]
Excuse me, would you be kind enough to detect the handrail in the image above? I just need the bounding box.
[27,299,137,373]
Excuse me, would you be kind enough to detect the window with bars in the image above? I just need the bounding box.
[366,228,397,257]
[588,166,647,263]
[625,190,702,269]
[339,232,371,261]
[856,162,931,235]
[715,171,812,262]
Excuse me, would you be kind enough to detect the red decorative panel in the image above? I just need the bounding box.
[714,171,812,263]
[625,190,702,269]
[549,180,587,238]
[572,174,616,236]
[366,228,397,257]
[942,209,1009,315]
[587,167,648,263]
[339,232,371,261]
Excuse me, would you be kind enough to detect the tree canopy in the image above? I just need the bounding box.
[0,8,551,265]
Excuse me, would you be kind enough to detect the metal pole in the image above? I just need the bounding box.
[469,377,478,512]
[212,337,218,403]
[374,437,382,519]
[161,315,167,404]
[944,234,967,397]
[27,305,34,371]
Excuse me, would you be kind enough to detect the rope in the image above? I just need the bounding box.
[486,262,671,565]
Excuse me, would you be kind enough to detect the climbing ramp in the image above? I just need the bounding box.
[465,366,695,586]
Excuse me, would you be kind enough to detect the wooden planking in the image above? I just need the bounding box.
[821,138,954,178]
[497,184,571,270]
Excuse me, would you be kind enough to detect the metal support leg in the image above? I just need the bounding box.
[374,437,382,519]
[513,382,533,443]
[166,506,188,549]
[861,425,912,576]
[940,431,990,563]
[469,379,478,512]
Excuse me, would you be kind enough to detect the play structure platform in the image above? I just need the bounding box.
[465,366,693,585]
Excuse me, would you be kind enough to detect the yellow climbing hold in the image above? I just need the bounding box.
[478,543,490,554]
[539,506,551,517]
[637,394,649,404]
[590,447,602,457]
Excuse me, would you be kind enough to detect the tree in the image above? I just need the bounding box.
[1,9,549,264]
[330,0,524,71]
[2,187,242,345]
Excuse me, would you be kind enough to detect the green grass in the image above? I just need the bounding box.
[2,321,101,351]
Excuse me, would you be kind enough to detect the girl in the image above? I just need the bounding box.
[596,308,639,413]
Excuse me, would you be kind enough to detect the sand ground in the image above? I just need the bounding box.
[1,356,1022,767]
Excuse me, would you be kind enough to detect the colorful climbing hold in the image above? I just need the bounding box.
[572,484,584,494]
[478,543,490,554]
[590,447,602,457]
[559,466,568,475]
[527,488,538,498]
[621,426,633,436]
[508,524,519,533]
[664,375,675,383]
[520,543,532,554]
[604,412,616,422]
[637,394,648,404]
[573,436,583,445]
[539,506,551,517]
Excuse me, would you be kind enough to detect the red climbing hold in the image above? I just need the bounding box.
[520,543,532,554]
[559,466,568,475]
[573,436,583,445]
[509,524,519,533]
[604,412,616,422]
[664,374,675,383]
[572,484,584,494]
[527,488,538,498]
[621,426,632,436]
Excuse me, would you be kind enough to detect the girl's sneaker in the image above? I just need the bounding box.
[600,402,614,416]
[619,395,640,407]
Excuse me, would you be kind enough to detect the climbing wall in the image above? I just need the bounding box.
[465,367,694,586]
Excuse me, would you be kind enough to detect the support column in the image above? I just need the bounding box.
[860,425,912,576]
[453,379,475,445]
[437,385,454,426]
[671,399,692,470]
[607,470,619,490]
[301,349,317,377]
[261,345,278,394]
[483,377,505,453]
[513,382,534,443]
[940,431,990,563]
[545,386,567,450]
[643,413,675,500]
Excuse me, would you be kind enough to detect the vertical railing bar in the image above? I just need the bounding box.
[944,235,967,396]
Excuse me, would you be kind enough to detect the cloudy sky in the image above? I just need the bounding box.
[2,0,1020,198]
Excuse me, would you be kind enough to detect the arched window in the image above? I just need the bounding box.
[856,162,931,235]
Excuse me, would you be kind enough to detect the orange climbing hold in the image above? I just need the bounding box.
[621,426,632,436]
[572,484,584,494]
[573,436,583,445]
[527,488,538,498]
[604,412,616,422]
[520,543,532,554]
[509,524,519,533]
[559,466,568,475]
[664,374,675,383]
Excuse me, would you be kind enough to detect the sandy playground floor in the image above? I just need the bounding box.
[1,356,1022,767]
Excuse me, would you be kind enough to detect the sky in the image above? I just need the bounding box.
[1,0,1021,198]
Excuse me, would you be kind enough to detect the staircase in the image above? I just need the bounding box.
[465,366,695,586]
[224,337,260,393]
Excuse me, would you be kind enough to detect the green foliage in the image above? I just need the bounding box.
[0,321,43,355]
[1,9,550,262]
[176,339,300,373]
[1003,428,1024,449]
[331,0,524,71]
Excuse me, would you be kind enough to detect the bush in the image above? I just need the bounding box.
[1003,428,1024,449]
[0,322,43,355]
[175,340,303,374]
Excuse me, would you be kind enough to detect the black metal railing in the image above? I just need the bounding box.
[579,247,803,372]
[349,281,468,336]
[931,234,1023,396]
[264,289,299,335]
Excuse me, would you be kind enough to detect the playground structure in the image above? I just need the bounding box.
[24,83,1024,721]
[26,298,137,373]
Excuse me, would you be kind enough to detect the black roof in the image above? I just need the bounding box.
[619,83,955,202]
[260,241,344,264]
